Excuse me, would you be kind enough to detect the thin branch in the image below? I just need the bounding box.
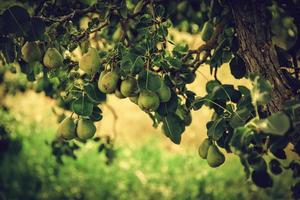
[104,103,118,140]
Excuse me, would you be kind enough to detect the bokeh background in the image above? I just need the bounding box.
[0,10,295,200]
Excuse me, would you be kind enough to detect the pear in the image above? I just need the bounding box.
[198,138,212,159]
[138,90,160,111]
[57,117,76,140]
[129,95,139,104]
[76,118,96,140]
[207,144,225,168]
[115,87,126,99]
[43,48,63,68]
[79,47,100,74]
[98,70,120,94]
[156,81,171,102]
[21,42,42,63]
[120,77,138,97]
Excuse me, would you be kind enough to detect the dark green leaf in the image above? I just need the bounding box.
[72,95,93,116]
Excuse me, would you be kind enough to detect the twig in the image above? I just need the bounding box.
[104,103,118,140]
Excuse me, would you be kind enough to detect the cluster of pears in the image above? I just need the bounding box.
[198,138,225,168]
[97,69,172,112]
[21,41,64,68]
[57,117,96,141]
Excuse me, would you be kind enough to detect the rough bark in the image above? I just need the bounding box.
[229,0,294,112]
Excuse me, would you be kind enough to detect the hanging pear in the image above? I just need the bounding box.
[207,144,225,168]
[156,81,171,102]
[21,42,42,63]
[79,47,100,74]
[76,118,96,140]
[198,138,212,159]
[57,117,76,140]
[98,70,120,94]
[120,77,138,97]
[138,90,160,111]
[43,47,63,68]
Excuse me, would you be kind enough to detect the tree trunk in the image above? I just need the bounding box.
[229,0,294,113]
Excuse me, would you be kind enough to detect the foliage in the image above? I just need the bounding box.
[0,0,299,198]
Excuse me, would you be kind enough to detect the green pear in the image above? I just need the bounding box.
[138,90,160,111]
[21,42,42,63]
[129,95,139,104]
[115,87,126,99]
[43,48,63,68]
[79,47,100,74]
[198,138,212,159]
[98,70,120,94]
[120,77,138,97]
[157,81,171,102]
[76,118,96,140]
[57,117,76,140]
[207,144,225,168]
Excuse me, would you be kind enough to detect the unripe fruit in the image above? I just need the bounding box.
[115,87,126,99]
[57,117,76,140]
[138,90,160,111]
[120,77,138,97]
[21,42,42,63]
[43,48,63,68]
[207,144,225,168]
[198,138,212,159]
[76,118,96,140]
[156,81,171,102]
[98,70,120,94]
[79,47,100,74]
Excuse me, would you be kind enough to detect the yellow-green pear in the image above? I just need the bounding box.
[198,138,212,159]
[120,77,138,97]
[157,81,171,102]
[76,118,96,140]
[57,117,76,140]
[43,47,63,68]
[21,42,42,63]
[115,87,126,99]
[79,47,100,74]
[207,144,225,168]
[98,70,120,94]
[138,90,160,111]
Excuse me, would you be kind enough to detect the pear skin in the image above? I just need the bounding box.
[98,70,120,94]
[21,42,42,63]
[43,48,63,68]
[76,119,96,140]
[198,138,212,159]
[57,117,76,140]
[138,90,160,111]
[207,144,225,168]
[120,77,138,97]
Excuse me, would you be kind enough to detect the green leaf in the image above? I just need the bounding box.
[138,70,161,92]
[250,74,272,106]
[165,57,182,69]
[207,118,226,141]
[229,55,246,79]
[84,83,106,104]
[0,37,15,63]
[157,91,178,116]
[250,112,290,136]
[90,106,103,121]
[2,6,30,36]
[229,108,252,128]
[230,127,253,153]
[192,97,205,110]
[119,0,128,19]
[162,113,185,144]
[72,95,94,116]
